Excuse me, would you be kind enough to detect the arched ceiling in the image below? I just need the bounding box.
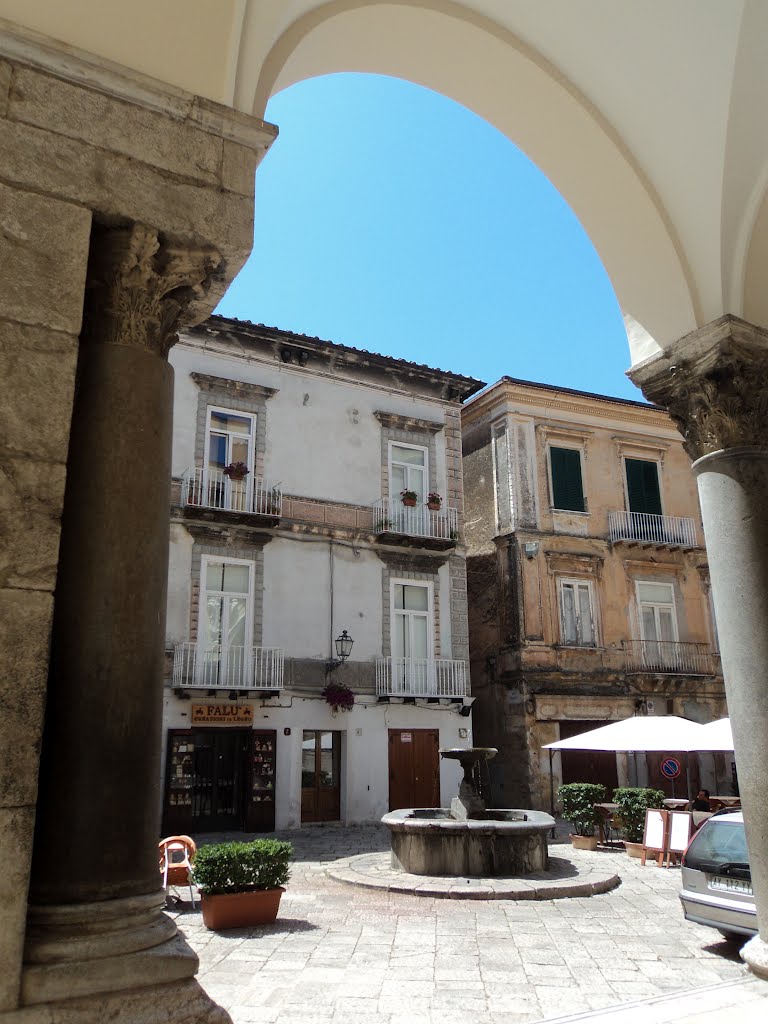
[2,0,767,363]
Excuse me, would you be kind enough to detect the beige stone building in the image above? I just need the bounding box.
[462,378,727,812]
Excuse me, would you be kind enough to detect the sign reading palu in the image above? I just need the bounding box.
[191,704,254,725]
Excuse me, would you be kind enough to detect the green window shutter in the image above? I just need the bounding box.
[625,458,662,515]
[550,447,585,512]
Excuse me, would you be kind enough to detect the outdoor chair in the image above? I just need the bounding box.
[159,835,197,909]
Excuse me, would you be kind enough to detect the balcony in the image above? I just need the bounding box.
[372,498,458,549]
[376,657,468,698]
[608,510,697,548]
[173,643,285,691]
[623,640,720,676]
[180,468,282,520]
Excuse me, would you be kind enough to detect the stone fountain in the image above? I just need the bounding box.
[382,747,554,877]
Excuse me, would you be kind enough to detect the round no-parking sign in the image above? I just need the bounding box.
[660,757,682,779]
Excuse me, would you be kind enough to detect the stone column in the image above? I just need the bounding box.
[20,223,229,1020]
[629,315,768,979]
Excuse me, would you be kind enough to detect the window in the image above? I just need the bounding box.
[389,442,428,503]
[390,580,434,693]
[558,579,596,646]
[625,457,662,515]
[637,581,678,644]
[549,446,585,512]
[205,408,256,512]
[198,557,253,687]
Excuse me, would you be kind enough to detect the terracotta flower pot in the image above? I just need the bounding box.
[401,497,417,507]
[200,887,284,930]
[570,834,598,851]
[624,841,645,858]
[427,501,441,511]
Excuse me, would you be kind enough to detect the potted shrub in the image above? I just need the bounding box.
[223,461,250,482]
[558,782,606,850]
[613,787,666,857]
[321,681,355,712]
[400,488,418,507]
[191,839,292,930]
[426,491,442,511]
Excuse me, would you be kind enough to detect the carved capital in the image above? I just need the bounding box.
[628,315,768,460]
[82,224,221,357]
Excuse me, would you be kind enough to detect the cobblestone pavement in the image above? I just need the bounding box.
[168,825,759,1024]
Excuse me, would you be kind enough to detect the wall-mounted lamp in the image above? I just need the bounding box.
[327,630,354,672]
[523,542,539,559]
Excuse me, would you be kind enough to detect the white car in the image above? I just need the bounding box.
[680,811,757,942]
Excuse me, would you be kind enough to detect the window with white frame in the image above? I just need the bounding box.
[636,581,678,644]
[389,442,428,503]
[558,578,597,646]
[198,557,253,687]
[390,579,434,694]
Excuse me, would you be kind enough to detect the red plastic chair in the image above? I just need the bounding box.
[159,835,197,909]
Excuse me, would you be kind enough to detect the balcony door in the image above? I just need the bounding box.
[389,442,429,535]
[199,558,253,688]
[205,407,256,511]
[391,581,433,694]
[637,581,678,670]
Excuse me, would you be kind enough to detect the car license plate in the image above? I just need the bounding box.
[709,875,752,895]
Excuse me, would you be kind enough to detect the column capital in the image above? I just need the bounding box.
[83,223,221,358]
[627,315,768,460]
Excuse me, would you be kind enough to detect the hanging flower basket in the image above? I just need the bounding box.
[321,682,355,712]
[223,462,250,481]
[400,489,418,507]
[426,491,442,511]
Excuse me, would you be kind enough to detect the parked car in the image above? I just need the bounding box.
[680,811,757,942]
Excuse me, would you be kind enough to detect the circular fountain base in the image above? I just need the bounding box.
[382,808,555,877]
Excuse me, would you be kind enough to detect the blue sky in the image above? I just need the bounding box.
[217,73,641,401]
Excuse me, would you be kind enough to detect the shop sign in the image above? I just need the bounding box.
[191,703,253,725]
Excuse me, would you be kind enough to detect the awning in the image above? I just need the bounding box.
[542,715,706,752]
[693,717,734,751]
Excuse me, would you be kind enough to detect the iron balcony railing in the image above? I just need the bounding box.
[623,640,719,676]
[181,467,282,518]
[376,657,468,697]
[608,510,697,548]
[372,498,458,541]
[173,643,285,690]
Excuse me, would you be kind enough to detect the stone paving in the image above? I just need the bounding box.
[167,824,757,1024]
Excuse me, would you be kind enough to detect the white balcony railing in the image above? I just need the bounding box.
[608,510,697,548]
[376,657,468,698]
[173,644,285,690]
[372,498,458,541]
[623,640,719,676]
[181,467,282,518]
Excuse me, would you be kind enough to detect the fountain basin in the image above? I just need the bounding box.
[383,807,555,876]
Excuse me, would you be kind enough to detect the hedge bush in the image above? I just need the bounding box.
[191,839,293,895]
[612,787,666,843]
[557,782,607,837]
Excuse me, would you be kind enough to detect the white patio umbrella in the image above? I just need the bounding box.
[693,717,734,751]
[542,715,707,808]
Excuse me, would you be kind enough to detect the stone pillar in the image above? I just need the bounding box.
[20,224,228,1020]
[629,315,768,979]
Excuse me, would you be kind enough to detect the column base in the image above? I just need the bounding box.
[742,934,768,981]
[0,978,230,1024]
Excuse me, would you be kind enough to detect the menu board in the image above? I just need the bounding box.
[643,808,668,852]
[668,811,694,853]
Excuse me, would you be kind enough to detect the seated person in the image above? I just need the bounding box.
[690,788,711,811]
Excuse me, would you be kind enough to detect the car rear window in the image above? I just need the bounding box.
[683,819,750,880]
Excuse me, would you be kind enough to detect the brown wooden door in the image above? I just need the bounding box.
[558,720,619,796]
[301,730,341,823]
[388,729,440,810]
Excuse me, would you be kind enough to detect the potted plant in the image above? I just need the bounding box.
[223,461,250,482]
[426,491,442,511]
[191,838,292,930]
[400,488,418,507]
[558,782,606,850]
[612,787,666,857]
[321,681,355,712]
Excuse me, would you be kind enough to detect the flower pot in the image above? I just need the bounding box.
[401,497,417,507]
[427,501,441,511]
[624,841,645,858]
[200,887,285,930]
[570,834,598,851]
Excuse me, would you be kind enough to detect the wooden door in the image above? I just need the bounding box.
[388,728,440,811]
[191,728,250,830]
[558,720,619,796]
[301,730,341,823]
